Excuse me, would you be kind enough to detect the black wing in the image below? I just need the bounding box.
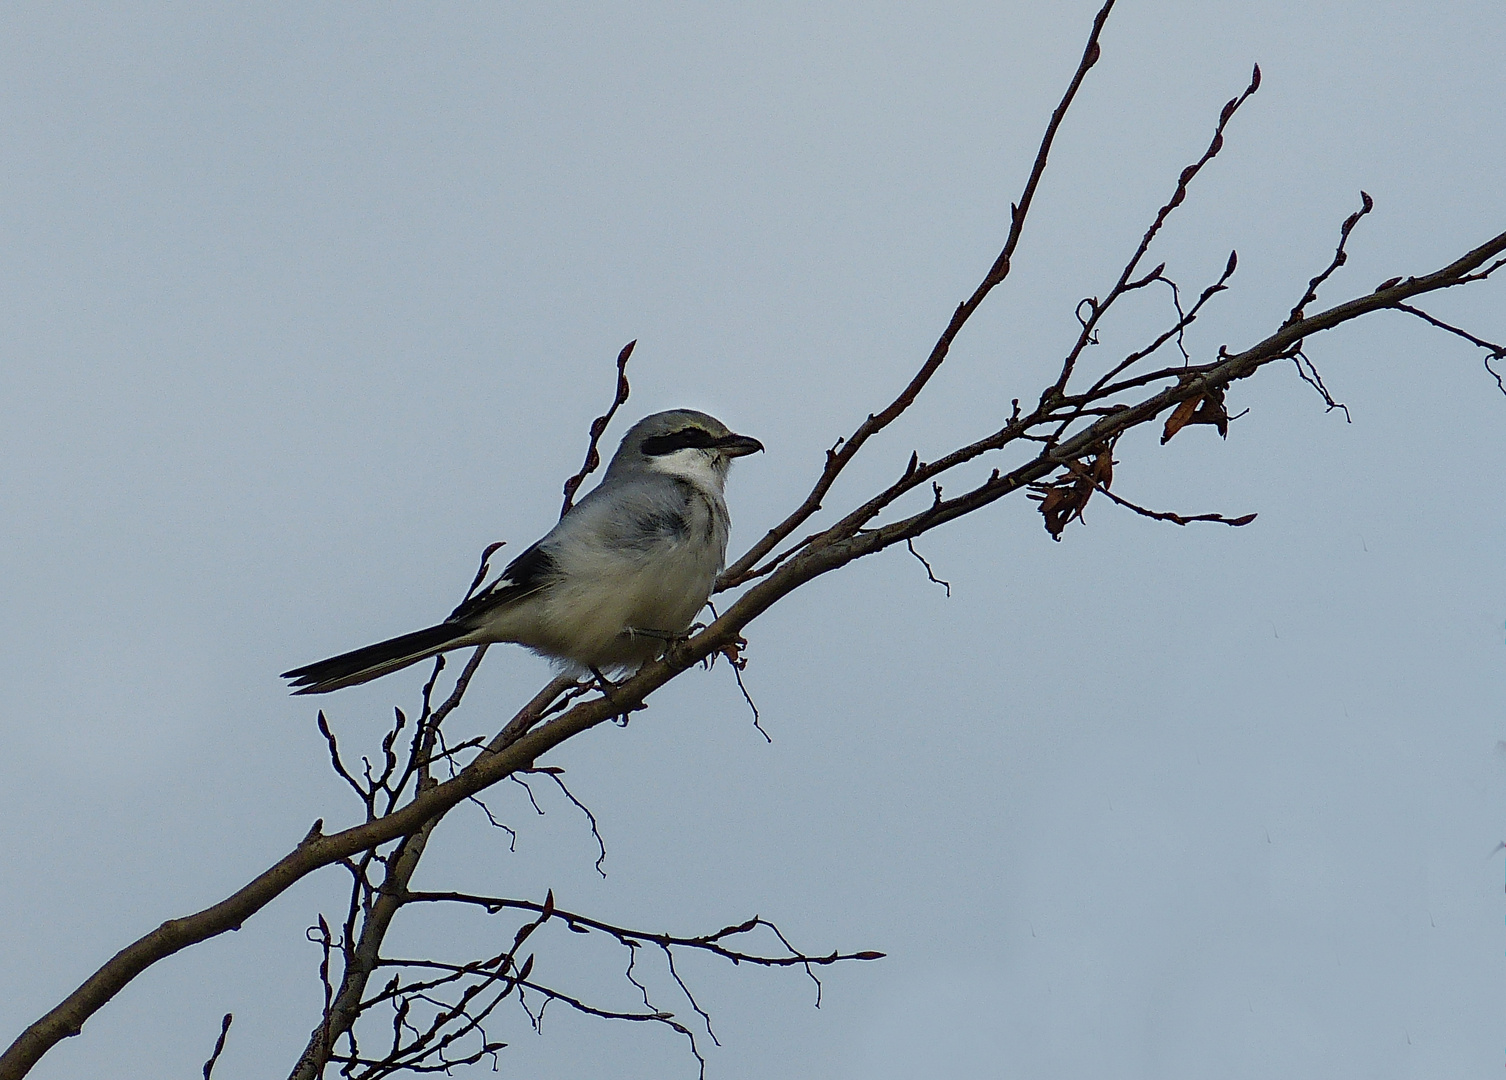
[449,542,560,624]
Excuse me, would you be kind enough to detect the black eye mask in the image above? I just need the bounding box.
[640,427,724,456]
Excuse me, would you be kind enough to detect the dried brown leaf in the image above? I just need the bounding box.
[1161,397,1199,443]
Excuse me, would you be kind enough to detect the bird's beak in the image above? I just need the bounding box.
[714,433,764,457]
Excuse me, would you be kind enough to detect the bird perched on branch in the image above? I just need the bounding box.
[282,409,763,694]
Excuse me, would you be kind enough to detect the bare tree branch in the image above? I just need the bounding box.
[333,891,881,1078]
[1047,64,1261,400]
[5,1,1505,1073]
[720,0,1119,586]
[8,189,1503,1080]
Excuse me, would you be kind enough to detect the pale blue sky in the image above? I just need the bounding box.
[2,3,1503,1078]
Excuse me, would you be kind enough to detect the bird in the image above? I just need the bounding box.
[282,409,763,695]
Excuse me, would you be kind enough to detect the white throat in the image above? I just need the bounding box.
[645,447,727,494]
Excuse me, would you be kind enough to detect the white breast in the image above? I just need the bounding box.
[497,465,731,672]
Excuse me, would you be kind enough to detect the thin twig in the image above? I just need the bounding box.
[906,538,952,597]
[662,944,719,1047]
[729,658,770,743]
[561,341,634,518]
[720,0,1120,587]
[1287,191,1374,326]
[11,14,1506,1074]
[1049,65,1260,399]
[1081,475,1257,528]
[467,796,518,851]
[201,1013,233,1080]
[1392,303,1505,356]
[1291,349,1351,421]
[402,892,884,972]
[524,769,607,878]
[707,602,771,743]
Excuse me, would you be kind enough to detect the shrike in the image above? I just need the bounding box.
[282,409,763,695]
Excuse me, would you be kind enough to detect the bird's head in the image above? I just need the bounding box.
[607,409,763,489]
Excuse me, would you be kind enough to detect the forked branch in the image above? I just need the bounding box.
[5,3,1505,1076]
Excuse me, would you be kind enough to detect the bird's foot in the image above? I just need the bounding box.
[587,666,631,721]
[623,626,698,656]
[588,665,619,695]
[622,626,678,643]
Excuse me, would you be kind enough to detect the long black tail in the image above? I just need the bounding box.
[282,622,474,695]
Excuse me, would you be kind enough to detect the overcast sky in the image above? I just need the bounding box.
[2,3,1504,1078]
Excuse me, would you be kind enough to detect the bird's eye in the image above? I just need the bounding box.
[641,428,718,456]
